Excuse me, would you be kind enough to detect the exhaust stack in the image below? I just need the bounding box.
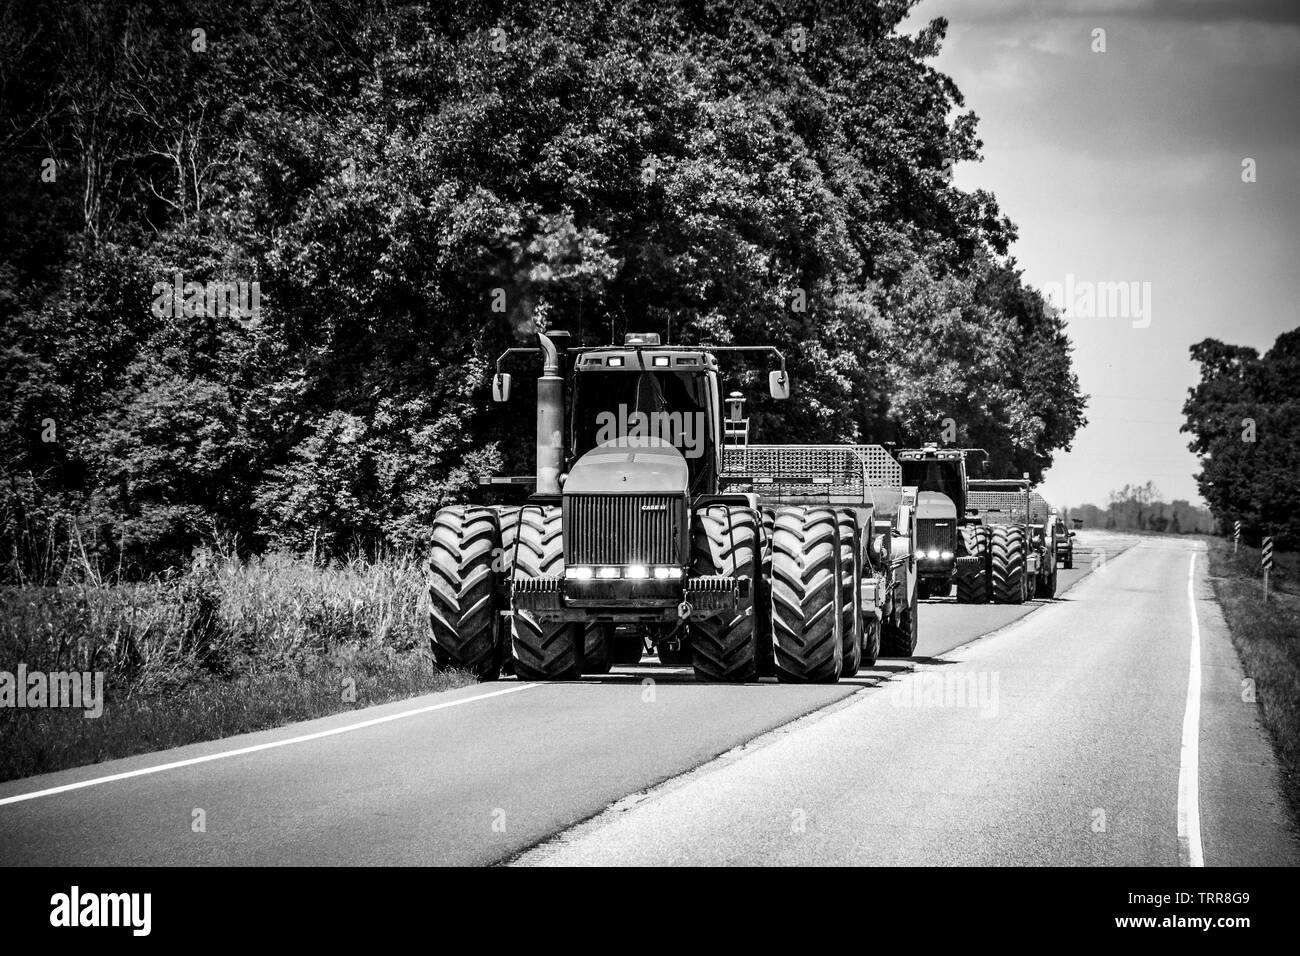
[536,331,564,495]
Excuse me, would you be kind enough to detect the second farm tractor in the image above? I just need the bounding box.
[429,331,921,684]
[895,444,1062,605]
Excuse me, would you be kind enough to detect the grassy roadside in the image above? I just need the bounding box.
[0,551,476,783]
[1205,536,1300,826]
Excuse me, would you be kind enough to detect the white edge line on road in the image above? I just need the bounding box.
[1177,552,1205,867]
[0,682,538,808]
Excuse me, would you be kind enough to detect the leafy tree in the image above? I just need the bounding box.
[1183,330,1300,546]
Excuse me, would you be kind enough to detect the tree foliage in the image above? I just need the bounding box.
[0,0,1087,579]
[1182,330,1300,547]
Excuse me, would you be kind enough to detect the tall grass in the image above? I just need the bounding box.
[0,549,476,782]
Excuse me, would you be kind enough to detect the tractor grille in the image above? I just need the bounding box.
[917,518,956,554]
[563,495,682,566]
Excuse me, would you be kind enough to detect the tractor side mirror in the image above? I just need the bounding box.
[768,369,791,399]
[492,372,512,402]
[1068,530,1077,538]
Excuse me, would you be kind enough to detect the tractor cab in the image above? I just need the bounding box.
[567,337,723,495]
[897,445,969,516]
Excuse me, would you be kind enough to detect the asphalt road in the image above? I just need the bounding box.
[1,532,1293,866]
[518,535,1299,866]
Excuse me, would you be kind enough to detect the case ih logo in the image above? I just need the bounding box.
[641,503,668,512]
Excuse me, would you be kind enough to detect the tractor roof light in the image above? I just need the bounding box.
[652,355,670,367]
[606,356,624,367]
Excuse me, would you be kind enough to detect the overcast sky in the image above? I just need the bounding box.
[905,0,1299,509]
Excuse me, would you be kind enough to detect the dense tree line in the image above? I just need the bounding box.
[1182,329,1300,547]
[1068,482,1214,535]
[0,0,1087,579]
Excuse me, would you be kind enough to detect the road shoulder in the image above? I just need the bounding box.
[1195,551,1300,866]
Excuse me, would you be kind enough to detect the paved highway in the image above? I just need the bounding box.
[1,532,1293,866]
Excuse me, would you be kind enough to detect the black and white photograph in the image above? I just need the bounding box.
[0,0,1295,932]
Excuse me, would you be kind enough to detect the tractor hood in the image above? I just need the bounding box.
[916,491,957,520]
[563,436,689,495]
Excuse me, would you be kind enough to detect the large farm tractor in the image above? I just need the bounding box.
[429,331,920,683]
[956,478,1060,604]
[895,443,984,600]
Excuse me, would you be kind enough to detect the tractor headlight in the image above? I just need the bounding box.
[653,566,679,579]
[597,567,620,579]
[941,551,954,560]
[926,549,941,561]
[626,564,648,579]
[567,566,593,580]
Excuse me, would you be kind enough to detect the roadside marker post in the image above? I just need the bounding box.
[1234,520,1241,554]
[1262,536,1273,603]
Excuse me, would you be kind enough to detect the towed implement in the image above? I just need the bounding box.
[429,331,919,683]
[956,478,1060,604]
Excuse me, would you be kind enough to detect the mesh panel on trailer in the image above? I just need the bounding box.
[721,444,901,497]
[967,491,1030,524]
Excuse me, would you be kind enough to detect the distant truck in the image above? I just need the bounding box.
[1054,516,1075,569]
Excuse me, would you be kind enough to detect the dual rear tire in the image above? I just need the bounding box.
[955,525,989,604]
[432,502,892,683]
[428,506,508,680]
[770,506,844,682]
[989,526,1029,605]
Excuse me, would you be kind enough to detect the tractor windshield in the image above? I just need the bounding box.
[570,369,714,490]
[900,459,964,506]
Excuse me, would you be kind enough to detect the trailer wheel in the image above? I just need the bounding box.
[770,506,843,683]
[836,510,863,678]
[510,506,582,680]
[690,505,759,683]
[610,627,646,666]
[955,525,989,604]
[880,577,918,657]
[429,506,505,681]
[989,526,1028,605]
[582,623,614,675]
[861,611,881,667]
[656,642,692,666]
[1036,561,1058,599]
